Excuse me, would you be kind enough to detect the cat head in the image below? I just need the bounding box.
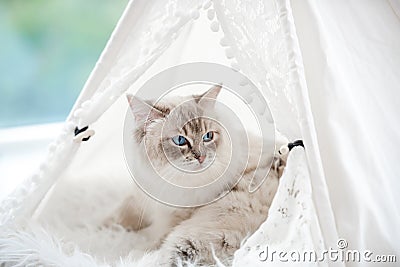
[127,85,230,180]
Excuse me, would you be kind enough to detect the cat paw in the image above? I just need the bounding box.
[163,232,237,266]
[272,155,286,178]
[170,239,200,266]
[161,238,201,267]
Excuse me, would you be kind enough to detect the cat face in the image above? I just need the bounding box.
[160,106,221,172]
[127,85,228,176]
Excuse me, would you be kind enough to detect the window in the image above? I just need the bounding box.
[0,0,128,128]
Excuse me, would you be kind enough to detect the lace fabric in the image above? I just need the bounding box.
[0,0,336,266]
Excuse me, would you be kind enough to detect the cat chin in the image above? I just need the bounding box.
[172,158,215,172]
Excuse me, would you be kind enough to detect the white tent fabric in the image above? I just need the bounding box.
[0,0,399,266]
[291,0,400,260]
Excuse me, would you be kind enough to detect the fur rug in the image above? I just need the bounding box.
[0,224,227,267]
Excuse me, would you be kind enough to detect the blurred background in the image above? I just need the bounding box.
[0,0,128,199]
[0,0,128,128]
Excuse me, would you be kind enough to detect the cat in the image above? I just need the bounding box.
[108,85,286,266]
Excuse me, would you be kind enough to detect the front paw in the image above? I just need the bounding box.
[163,233,238,266]
[173,239,200,265]
[272,155,286,178]
[156,238,201,266]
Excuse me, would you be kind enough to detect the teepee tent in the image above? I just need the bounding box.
[1,0,399,266]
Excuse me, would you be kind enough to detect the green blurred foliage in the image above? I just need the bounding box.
[0,0,128,127]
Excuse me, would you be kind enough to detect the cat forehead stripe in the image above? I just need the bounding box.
[182,118,205,133]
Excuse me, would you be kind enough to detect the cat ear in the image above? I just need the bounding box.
[197,84,222,109]
[126,94,165,123]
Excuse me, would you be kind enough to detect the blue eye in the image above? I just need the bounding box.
[203,131,214,142]
[172,135,187,146]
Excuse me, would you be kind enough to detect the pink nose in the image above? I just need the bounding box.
[198,155,206,164]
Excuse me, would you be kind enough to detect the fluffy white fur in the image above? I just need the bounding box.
[0,87,287,267]
[107,86,284,266]
[0,225,226,267]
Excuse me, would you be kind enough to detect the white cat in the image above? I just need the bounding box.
[108,85,285,266]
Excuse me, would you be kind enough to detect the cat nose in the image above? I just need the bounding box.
[198,155,206,164]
